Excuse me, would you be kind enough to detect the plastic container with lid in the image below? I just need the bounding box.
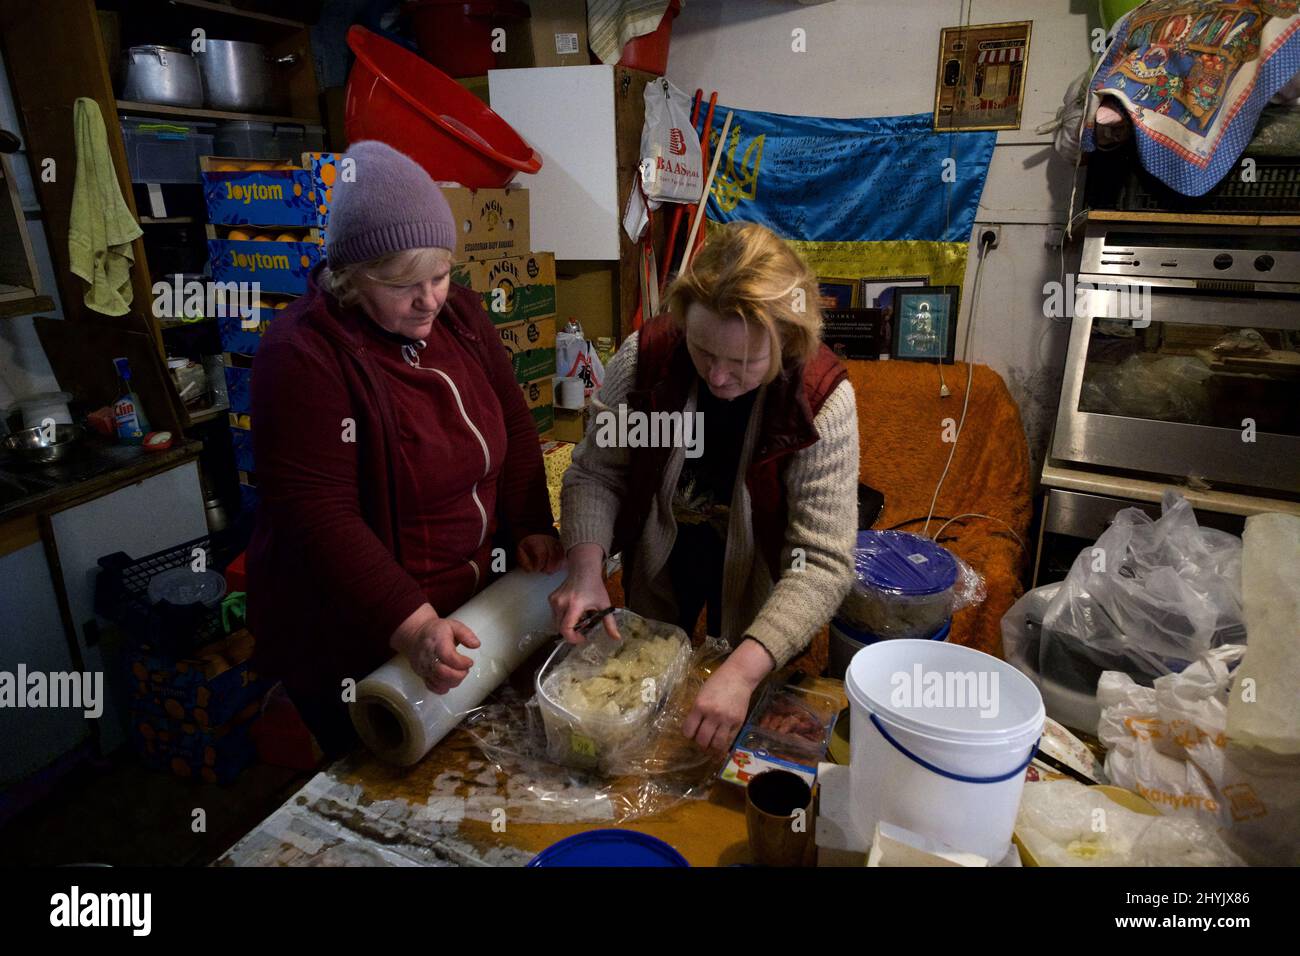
[120,116,216,184]
[536,609,690,773]
[837,530,961,640]
[213,120,279,161]
[11,391,73,428]
[828,616,951,680]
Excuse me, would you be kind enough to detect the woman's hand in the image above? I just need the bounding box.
[390,604,481,694]
[548,542,621,643]
[682,638,775,752]
[516,533,564,573]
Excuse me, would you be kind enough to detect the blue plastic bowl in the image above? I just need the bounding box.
[527,829,690,867]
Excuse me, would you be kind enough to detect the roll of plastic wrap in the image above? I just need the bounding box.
[350,568,566,765]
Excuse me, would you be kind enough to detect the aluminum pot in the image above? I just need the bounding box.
[2,423,83,465]
[121,45,203,108]
[195,40,296,113]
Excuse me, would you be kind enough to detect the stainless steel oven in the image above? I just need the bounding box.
[1052,220,1300,496]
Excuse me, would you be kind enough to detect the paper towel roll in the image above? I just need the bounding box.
[350,568,566,765]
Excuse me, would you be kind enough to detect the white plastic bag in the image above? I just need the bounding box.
[556,331,605,397]
[1034,490,1244,694]
[1098,644,1300,866]
[638,77,703,208]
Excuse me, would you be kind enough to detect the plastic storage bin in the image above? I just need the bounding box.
[536,609,690,773]
[274,123,326,156]
[213,120,279,160]
[837,531,960,640]
[120,117,215,184]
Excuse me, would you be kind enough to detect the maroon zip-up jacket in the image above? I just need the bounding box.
[245,266,556,742]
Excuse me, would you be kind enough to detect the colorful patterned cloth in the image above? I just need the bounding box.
[1083,0,1300,195]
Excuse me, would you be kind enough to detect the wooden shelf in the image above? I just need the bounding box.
[157,316,215,329]
[0,293,55,318]
[117,100,316,126]
[140,216,196,225]
[1085,208,1300,227]
[185,401,229,426]
[165,0,307,30]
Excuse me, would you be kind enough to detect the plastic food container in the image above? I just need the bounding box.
[837,531,960,640]
[828,616,951,680]
[536,609,690,773]
[120,117,216,184]
[213,120,279,160]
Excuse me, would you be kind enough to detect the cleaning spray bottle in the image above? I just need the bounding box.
[112,356,151,443]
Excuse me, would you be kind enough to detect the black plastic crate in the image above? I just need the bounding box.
[95,533,238,656]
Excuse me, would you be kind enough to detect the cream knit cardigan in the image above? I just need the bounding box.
[561,332,860,667]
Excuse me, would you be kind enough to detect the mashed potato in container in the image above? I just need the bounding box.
[536,609,691,772]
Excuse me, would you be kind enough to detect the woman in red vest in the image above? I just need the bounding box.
[552,222,859,752]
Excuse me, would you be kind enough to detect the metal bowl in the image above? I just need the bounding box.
[1,423,83,464]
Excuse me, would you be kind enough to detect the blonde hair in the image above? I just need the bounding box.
[665,222,823,383]
[320,246,453,308]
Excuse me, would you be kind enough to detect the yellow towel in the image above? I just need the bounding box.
[69,97,142,316]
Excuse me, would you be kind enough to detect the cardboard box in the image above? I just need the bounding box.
[452,251,556,326]
[456,75,491,106]
[498,315,556,357]
[208,226,324,296]
[556,261,616,342]
[442,186,530,261]
[520,375,553,410]
[531,404,555,434]
[230,424,254,472]
[512,347,556,383]
[501,0,589,68]
[201,153,341,232]
[549,405,587,443]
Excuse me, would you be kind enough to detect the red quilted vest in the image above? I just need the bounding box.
[610,314,848,578]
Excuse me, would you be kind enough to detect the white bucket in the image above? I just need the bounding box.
[845,639,1044,861]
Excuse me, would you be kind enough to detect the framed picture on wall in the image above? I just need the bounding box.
[817,278,858,310]
[860,275,928,309]
[933,20,1032,131]
[891,285,960,363]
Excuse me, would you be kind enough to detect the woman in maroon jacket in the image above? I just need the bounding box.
[246,142,561,754]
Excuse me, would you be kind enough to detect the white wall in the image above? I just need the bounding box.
[0,47,65,414]
[665,0,1097,477]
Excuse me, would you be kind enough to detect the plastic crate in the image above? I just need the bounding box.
[213,120,279,160]
[120,116,216,184]
[95,533,235,656]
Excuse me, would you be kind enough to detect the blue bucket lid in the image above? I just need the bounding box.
[527,829,690,867]
[833,616,952,646]
[853,531,959,597]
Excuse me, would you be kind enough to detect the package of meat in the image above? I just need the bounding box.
[720,682,840,788]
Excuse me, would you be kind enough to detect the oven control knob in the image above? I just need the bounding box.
[1213,253,1233,270]
[1255,254,1275,272]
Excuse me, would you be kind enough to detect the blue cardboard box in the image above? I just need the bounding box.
[208,236,323,295]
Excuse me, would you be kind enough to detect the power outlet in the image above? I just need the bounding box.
[978,225,1001,250]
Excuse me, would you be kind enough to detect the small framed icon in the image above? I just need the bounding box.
[891,285,960,363]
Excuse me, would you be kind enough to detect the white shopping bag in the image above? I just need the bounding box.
[1098,644,1300,866]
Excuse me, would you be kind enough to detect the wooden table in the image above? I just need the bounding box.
[219,675,848,867]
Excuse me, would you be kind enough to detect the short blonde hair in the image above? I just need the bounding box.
[665,222,823,383]
[320,246,453,308]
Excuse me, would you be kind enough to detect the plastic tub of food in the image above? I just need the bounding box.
[536,609,690,773]
[837,531,962,640]
[828,616,951,680]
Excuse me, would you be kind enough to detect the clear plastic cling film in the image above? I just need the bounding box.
[463,610,731,823]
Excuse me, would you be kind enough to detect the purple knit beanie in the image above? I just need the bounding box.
[326,140,456,267]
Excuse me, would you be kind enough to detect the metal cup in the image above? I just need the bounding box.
[745,769,814,867]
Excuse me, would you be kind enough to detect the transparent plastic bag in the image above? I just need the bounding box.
[462,624,731,824]
[1033,490,1244,693]
[1079,355,1212,422]
[837,532,985,639]
[1015,779,1245,866]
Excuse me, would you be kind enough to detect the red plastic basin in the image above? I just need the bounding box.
[344,25,541,188]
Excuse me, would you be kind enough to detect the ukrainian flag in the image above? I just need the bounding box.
[700,108,996,291]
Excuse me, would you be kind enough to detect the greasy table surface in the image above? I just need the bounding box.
[219,675,847,867]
